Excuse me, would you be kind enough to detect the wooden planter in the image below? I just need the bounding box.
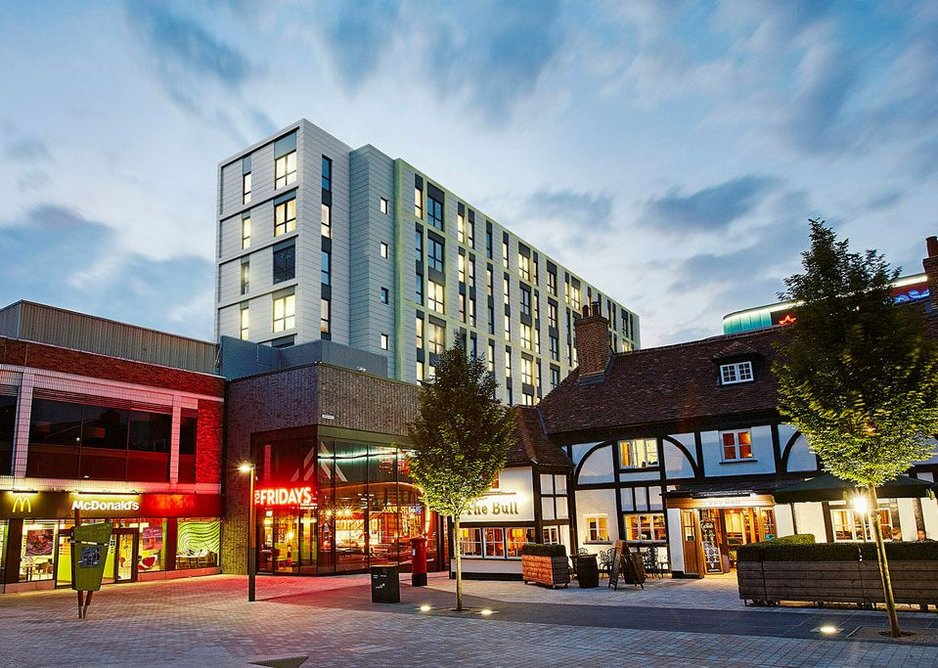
[521,554,570,588]
[739,559,938,606]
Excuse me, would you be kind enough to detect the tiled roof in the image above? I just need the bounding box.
[509,406,571,468]
[537,328,787,437]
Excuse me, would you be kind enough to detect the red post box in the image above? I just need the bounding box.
[410,536,428,586]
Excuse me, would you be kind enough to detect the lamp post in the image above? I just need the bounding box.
[852,492,870,542]
[239,462,256,602]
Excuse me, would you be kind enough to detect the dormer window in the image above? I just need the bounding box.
[720,361,753,385]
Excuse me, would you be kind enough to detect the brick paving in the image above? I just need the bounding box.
[0,573,936,667]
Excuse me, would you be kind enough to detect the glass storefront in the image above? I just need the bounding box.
[252,438,435,575]
[177,519,220,569]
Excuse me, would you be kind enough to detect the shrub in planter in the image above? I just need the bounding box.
[521,543,567,558]
[773,534,816,545]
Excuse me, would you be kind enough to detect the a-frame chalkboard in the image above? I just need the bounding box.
[608,540,645,591]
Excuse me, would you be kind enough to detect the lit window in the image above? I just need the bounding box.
[459,294,466,323]
[503,276,510,306]
[625,514,667,542]
[241,215,251,249]
[721,430,753,461]
[275,151,296,189]
[428,280,444,314]
[242,172,252,205]
[571,284,581,311]
[521,357,533,385]
[416,362,424,382]
[321,156,332,191]
[831,506,895,542]
[415,317,424,350]
[457,209,466,243]
[484,528,505,557]
[619,438,658,468]
[320,298,330,334]
[273,292,296,332]
[458,253,466,283]
[547,269,557,296]
[549,335,559,361]
[321,203,331,238]
[487,341,495,373]
[240,259,250,295]
[273,242,295,284]
[274,198,296,236]
[518,252,530,281]
[504,314,511,341]
[542,526,560,544]
[459,528,482,557]
[414,177,423,218]
[505,349,511,378]
[586,514,609,542]
[502,239,509,268]
[380,333,389,350]
[379,197,389,214]
[521,324,532,350]
[522,392,534,406]
[550,366,560,389]
[720,361,754,385]
[548,302,557,329]
[239,305,249,340]
[380,242,389,258]
[427,321,444,354]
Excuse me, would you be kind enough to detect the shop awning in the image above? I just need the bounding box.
[772,473,934,504]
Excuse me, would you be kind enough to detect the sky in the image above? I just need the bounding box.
[1,1,936,347]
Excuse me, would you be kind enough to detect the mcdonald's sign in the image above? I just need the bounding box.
[3,491,40,517]
[11,494,32,513]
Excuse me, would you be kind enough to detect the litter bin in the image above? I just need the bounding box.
[575,554,599,588]
[371,565,400,603]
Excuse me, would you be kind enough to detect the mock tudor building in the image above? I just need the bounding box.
[0,302,225,593]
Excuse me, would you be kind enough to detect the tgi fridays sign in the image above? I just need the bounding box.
[253,486,315,507]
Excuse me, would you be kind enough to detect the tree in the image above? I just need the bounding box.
[407,338,515,611]
[774,219,938,636]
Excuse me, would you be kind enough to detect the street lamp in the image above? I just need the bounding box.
[239,462,256,602]
[852,492,870,542]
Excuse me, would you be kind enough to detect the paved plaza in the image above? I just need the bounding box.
[1,572,937,667]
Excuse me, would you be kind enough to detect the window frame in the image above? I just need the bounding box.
[272,291,296,333]
[720,361,754,385]
[585,514,610,543]
[720,429,754,461]
[274,198,296,237]
[619,438,659,469]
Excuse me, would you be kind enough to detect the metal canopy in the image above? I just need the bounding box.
[772,473,934,504]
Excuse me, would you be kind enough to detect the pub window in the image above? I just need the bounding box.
[484,528,505,558]
[585,514,609,543]
[542,526,560,545]
[720,361,753,385]
[831,504,898,542]
[459,527,482,557]
[619,438,658,468]
[625,513,667,542]
[720,430,753,461]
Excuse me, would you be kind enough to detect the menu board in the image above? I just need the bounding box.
[608,540,625,590]
[700,519,722,574]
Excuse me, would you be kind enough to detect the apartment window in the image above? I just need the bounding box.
[241,214,251,249]
[321,155,332,191]
[548,302,558,329]
[522,392,534,406]
[242,172,252,205]
[503,275,510,306]
[416,317,424,350]
[414,175,423,218]
[505,348,512,379]
[520,286,531,317]
[721,430,753,461]
[469,296,476,327]
[571,283,581,311]
[504,314,511,340]
[459,294,466,323]
[380,242,389,258]
[487,341,495,373]
[619,438,658,468]
[549,335,559,361]
[379,197,389,214]
[274,133,297,189]
[320,249,330,285]
[586,514,609,543]
[548,268,557,296]
[415,271,424,304]
[487,305,495,335]
[428,280,444,314]
[521,357,533,385]
[272,291,296,332]
[320,298,330,334]
[240,258,250,295]
[550,366,560,389]
[521,324,532,350]
[502,238,509,269]
[427,236,444,272]
[518,252,531,282]
[534,329,541,354]
[239,304,249,340]
[427,321,444,354]
[321,203,331,238]
[273,242,296,284]
[380,287,389,304]
[625,513,667,542]
[485,227,493,259]
[467,210,475,248]
[486,267,494,296]
[380,333,389,350]
[457,206,466,243]
[458,252,466,283]
[274,197,296,236]
[416,361,425,382]
[427,192,443,230]
[720,361,753,385]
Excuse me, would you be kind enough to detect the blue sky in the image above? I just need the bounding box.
[1,1,936,346]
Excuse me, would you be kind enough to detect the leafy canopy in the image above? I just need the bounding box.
[407,338,516,517]
[774,219,938,485]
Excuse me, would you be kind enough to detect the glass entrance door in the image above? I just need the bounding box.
[113,529,138,583]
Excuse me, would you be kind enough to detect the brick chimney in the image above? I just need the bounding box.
[924,236,938,312]
[574,301,612,378]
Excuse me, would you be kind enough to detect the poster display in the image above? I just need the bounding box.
[700,519,722,574]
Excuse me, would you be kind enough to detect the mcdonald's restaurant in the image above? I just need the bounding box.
[0,490,223,594]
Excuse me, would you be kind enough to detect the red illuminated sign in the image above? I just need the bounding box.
[777,314,797,326]
[254,486,315,506]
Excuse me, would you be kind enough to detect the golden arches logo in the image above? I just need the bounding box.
[11,495,32,513]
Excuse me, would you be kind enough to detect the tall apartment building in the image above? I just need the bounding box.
[215,120,640,405]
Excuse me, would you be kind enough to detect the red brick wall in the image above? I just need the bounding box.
[574,315,612,377]
[196,399,223,484]
[0,336,224,397]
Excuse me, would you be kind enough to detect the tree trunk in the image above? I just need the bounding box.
[868,484,901,637]
[454,515,463,611]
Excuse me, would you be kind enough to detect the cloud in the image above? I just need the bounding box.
[640,176,777,233]
[0,205,213,339]
[319,0,403,87]
[5,138,51,162]
[511,188,617,255]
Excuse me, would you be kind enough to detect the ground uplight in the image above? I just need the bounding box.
[818,625,840,635]
[419,604,432,612]
[480,609,494,617]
